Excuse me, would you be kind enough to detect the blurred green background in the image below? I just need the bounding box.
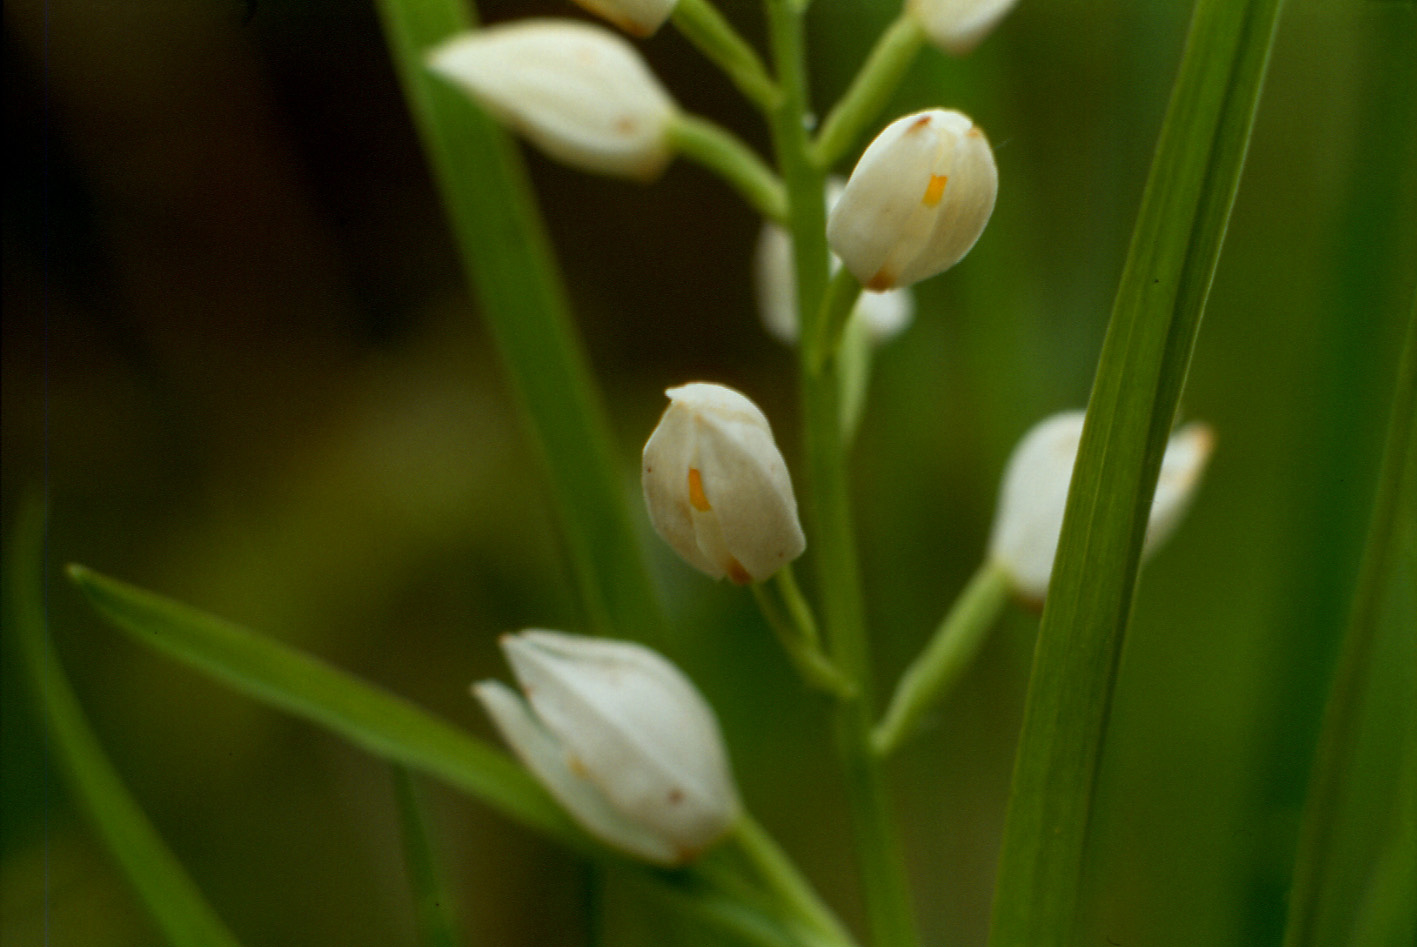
[3,0,1413,945]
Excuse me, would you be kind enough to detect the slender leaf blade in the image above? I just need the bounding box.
[373,0,664,644]
[1283,302,1417,947]
[392,766,465,947]
[65,562,582,848]
[987,1,1286,943]
[5,501,244,947]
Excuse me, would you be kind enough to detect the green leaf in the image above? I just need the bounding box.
[64,562,582,849]
[4,501,244,947]
[66,564,839,947]
[392,766,465,947]
[1282,301,1417,947]
[373,0,664,644]
[986,1,1287,944]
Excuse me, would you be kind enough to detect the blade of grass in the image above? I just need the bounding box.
[4,500,244,947]
[986,1,1286,944]
[374,0,663,644]
[64,562,581,849]
[392,766,465,947]
[1282,300,1417,947]
[66,563,840,947]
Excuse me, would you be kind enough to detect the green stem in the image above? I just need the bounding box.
[6,504,245,947]
[813,15,928,170]
[666,113,788,221]
[376,0,664,644]
[392,766,463,947]
[805,266,864,374]
[764,2,921,944]
[733,815,858,947]
[751,572,852,697]
[872,561,1012,757]
[671,0,779,111]
[1282,298,1417,947]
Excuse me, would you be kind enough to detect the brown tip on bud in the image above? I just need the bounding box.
[866,268,897,292]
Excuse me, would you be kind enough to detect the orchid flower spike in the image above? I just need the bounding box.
[643,383,806,584]
[827,109,998,292]
[987,411,1215,603]
[572,0,679,38]
[427,20,678,181]
[756,178,915,346]
[474,630,740,865]
[907,0,1022,56]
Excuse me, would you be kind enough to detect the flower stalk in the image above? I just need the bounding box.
[813,15,927,170]
[666,114,789,221]
[873,561,1012,756]
[671,0,779,110]
[764,1,922,944]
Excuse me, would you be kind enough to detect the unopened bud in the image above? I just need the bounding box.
[827,109,998,291]
[987,411,1215,603]
[572,0,679,38]
[643,383,806,584]
[427,20,678,181]
[907,0,1022,55]
[756,178,914,345]
[474,630,740,865]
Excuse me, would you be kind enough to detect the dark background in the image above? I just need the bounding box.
[4,0,1414,944]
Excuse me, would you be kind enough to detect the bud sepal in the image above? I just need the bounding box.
[474,630,740,866]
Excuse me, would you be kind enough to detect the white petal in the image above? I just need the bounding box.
[908,0,1022,55]
[827,109,997,291]
[427,20,677,180]
[1144,422,1215,554]
[643,398,727,579]
[502,632,740,858]
[572,0,679,38]
[472,679,679,864]
[987,411,1085,601]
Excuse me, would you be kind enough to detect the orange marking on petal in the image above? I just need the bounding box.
[923,174,948,206]
[688,468,711,511]
[725,557,752,585]
[908,115,932,132]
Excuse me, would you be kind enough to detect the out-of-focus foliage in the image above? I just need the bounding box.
[3,1,1412,945]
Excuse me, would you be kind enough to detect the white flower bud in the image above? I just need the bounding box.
[473,630,740,865]
[427,20,678,181]
[907,0,1022,56]
[642,383,806,584]
[756,178,915,345]
[826,109,998,291]
[572,0,679,38]
[987,411,1215,603]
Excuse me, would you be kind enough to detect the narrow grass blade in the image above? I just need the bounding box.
[4,501,244,947]
[987,1,1286,943]
[392,766,465,947]
[66,564,828,946]
[1282,301,1417,947]
[65,562,581,849]
[374,0,663,644]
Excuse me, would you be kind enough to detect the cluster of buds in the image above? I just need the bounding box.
[987,411,1216,603]
[475,630,740,865]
